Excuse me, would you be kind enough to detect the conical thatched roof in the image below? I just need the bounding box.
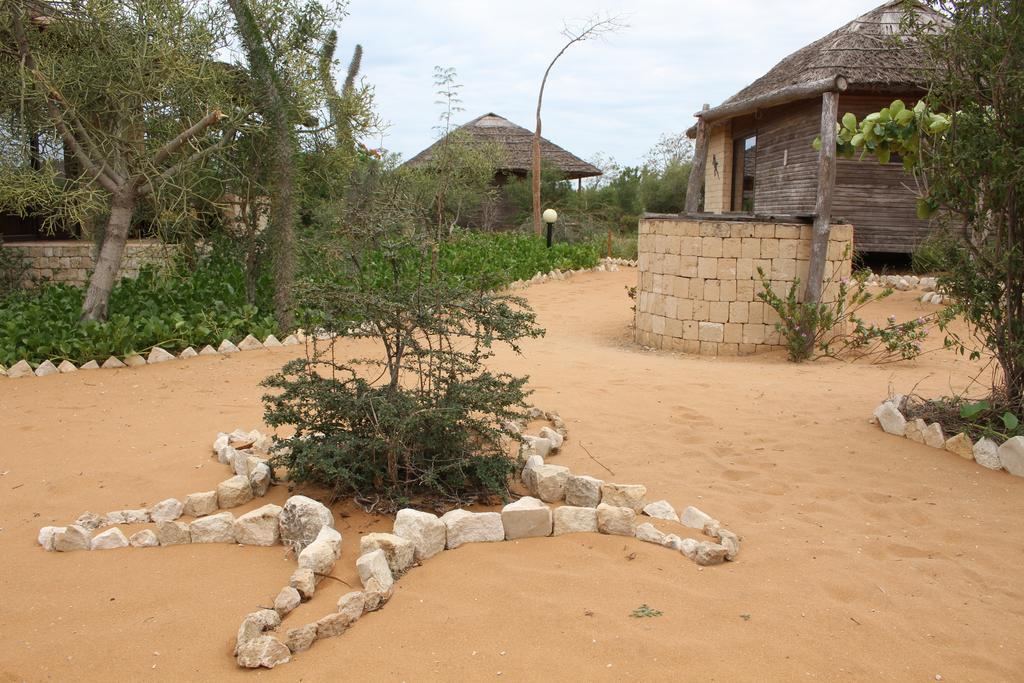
[691,0,945,130]
[404,113,602,180]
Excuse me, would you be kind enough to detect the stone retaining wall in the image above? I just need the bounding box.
[3,239,176,287]
[634,216,853,356]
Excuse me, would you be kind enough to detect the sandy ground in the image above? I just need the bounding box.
[1,269,1023,682]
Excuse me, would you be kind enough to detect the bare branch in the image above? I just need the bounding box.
[150,109,226,169]
[138,125,237,196]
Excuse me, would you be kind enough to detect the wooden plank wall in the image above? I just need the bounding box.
[752,100,822,216]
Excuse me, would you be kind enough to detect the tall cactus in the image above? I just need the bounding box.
[318,29,362,149]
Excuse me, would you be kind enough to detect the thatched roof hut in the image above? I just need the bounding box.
[682,0,946,253]
[404,113,602,180]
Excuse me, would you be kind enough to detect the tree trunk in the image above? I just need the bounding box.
[81,189,136,321]
[270,126,295,331]
[804,91,839,305]
[684,104,710,214]
[532,122,542,236]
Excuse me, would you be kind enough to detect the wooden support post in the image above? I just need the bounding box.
[684,103,710,214]
[804,91,839,306]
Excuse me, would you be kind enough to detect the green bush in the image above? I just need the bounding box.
[911,232,955,275]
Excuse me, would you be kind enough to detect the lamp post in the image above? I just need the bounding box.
[543,208,558,248]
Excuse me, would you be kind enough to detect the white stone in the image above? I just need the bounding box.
[905,418,927,443]
[190,511,236,543]
[973,437,1002,470]
[123,354,147,368]
[80,360,100,370]
[440,509,504,549]
[297,538,338,579]
[263,335,283,347]
[538,426,564,450]
[32,359,58,377]
[997,436,1024,477]
[356,549,395,592]
[521,455,544,485]
[236,636,290,669]
[680,506,714,530]
[7,360,33,378]
[635,522,667,545]
[718,529,741,560]
[129,529,160,547]
[873,402,907,436]
[565,474,603,507]
[279,495,335,552]
[155,520,191,545]
[54,525,91,552]
[284,625,317,654]
[944,433,975,460]
[74,512,104,530]
[213,432,230,453]
[179,346,198,359]
[642,500,679,522]
[199,345,219,356]
[662,533,684,551]
[237,334,264,351]
[106,509,150,525]
[218,339,240,354]
[520,435,553,458]
[315,612,351,639]
[101,356,127,369]
[234,504,283,546]
[149,498,184,522]
[526,464,570,503]
[289,568,315,600]
[282,334,301,346]
[249,462,272,497]
[552,506,599,535]
[694,541,729,566]
[91,527,129,550]
[38,526,65,551]
[217,475,254,509]
[922,422,946,448]
[57,360,77,373]
[274,586,301,616]
[600,483,647,512]
[360,533,416,575]
[501,496,552,540]
[236,610,281,652]
[147,346,176,363]
[392,509,446,561]
[596,503,636,536]
[312,525,342,558]
[183,491,218,517]
[336,591,365,625]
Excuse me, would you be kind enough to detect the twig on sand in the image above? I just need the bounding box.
[580,441,615,477]
[315,573,354,588]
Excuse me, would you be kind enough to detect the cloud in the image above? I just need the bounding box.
[339,0,885,167]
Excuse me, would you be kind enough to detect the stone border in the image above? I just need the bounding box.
[37,408,741,670]
[872,397,1023,477]
[1,259,637,379]
[863,273,948,305]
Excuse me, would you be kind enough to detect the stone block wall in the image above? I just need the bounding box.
[3,240,176,288]
[634,216,853,356]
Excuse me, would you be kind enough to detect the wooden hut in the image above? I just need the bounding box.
[685,0,944,254]
[404,113,602,228]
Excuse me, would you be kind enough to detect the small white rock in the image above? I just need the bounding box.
[642,500,679,522]
[91,527,130,550]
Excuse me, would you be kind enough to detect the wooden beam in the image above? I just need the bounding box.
[694,76,847,126]
[804,90,840,306]
[684,103,710,214]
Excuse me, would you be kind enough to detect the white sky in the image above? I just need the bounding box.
[338,0,884,167]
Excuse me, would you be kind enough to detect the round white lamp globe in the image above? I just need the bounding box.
[542,208,558,224]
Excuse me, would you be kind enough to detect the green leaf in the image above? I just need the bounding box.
[960,401,989,419]
[842,112,858,131]
[1002,412,1019,431]
[889,99,906,115]
[811,136,822,151]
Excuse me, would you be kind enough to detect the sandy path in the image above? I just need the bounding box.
[1,269,1022,682]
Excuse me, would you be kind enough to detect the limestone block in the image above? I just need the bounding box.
[179,347,198,359]
[315,612,350,639]
[38,526,65,551]
[922,422,946,448]
[101,356,126,369]
[54,524,91,552]
[56,360,77,373]
[199,345,219,356]
[7,360,33,378]
[263,335,283,347]
[905,418,927,443]
[236,636,290,669]
[217,475,254,509]
[279,495,335,552]
[392,508,446,561]
[91,527,129,550]
[520,435,553,458]
[155,520,191,545]
[147,346,176,363]
[635,522,667,545]
[249,462,272,497]
[360,532,416,575]
[698,322,724,343]
[521,454,544,485]
[718,529,741,560]
[236,610,281,652]
[997,436,1024,476]
[694,541,728,566]
[237,334,264,351]
[873,403,907,436]
[284,625,317,654]
[80,360,100,370]
[362,577,393,612]
[679,537,700,560]
[565,474,604,507]
[34,360,58,377]
[501,496,552,540]
[642,500,679,522]
[680,506,714,530]
[289,568,316,601]
[600,483,646,512]
[274,586,301,616]
[336,591,365,626]
[183,491,218,517]
[282,335,301,346]
[149,498,184,522]
[596,503,636,536]
[123,354,147,368]
[74,512,104,530]
[234,504,283,546]
[526,464,570,503]
[190,511,236,543]
[218,339,240,354]
[539,426,564,450]
[440,509,504,549]
[944,433,975,460]
[356,548,395,592]
[973,437,1002,470]
[129,529,160,548]
[662,534,684,551]
[105,509,150,525]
